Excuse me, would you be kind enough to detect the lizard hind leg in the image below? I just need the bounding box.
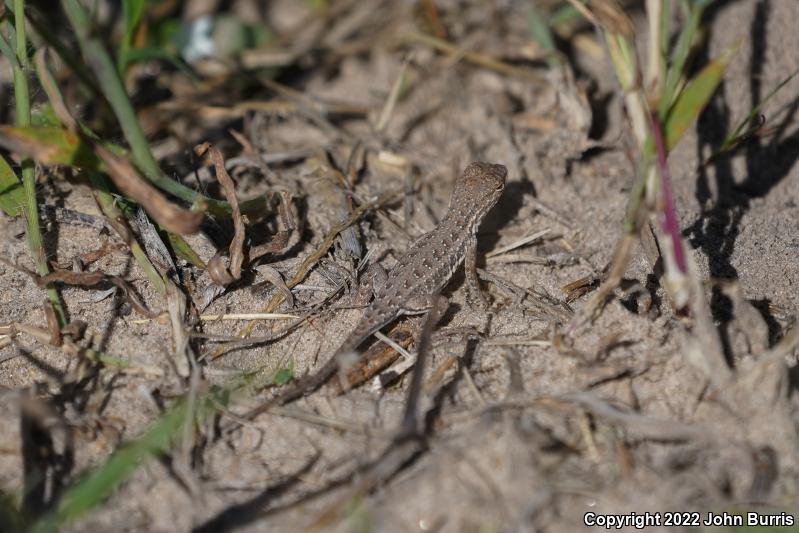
[352,263,387,306]
[401,295,450,316]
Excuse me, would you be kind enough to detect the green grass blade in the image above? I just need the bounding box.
[549,4,580,28]
[30,386,233,532]
[118,0,146,73]
[664,41,739,151]
[8,0,67,326]
[0,154,24,216]
[718,65,799,153]
[0,28,15,63]
[118,46,196,78]
[527,2,560,67]
[61,0,162,185]
[165,230,206,269]
[659,2,703,116]
[30,401,190,532]
[89,171,166,294]
[59,0,242,216]
[0,490,24,532]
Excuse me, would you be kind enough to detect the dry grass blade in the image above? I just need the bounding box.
[568,233,635,331]
[405,32,545,84]
[248,191,295,262]
[94,144,204,235]
[376,54,411,133]
[588,0,635,37]
[33,268,157,318]
[43,298,62,346]
[485,229,550,258]
[196,143,245,285]
[331,325,413,392]
[556,392,704,441]
[4,321,162,376]
[33,47,77,131]
[401,294,447,435]
[255,265,294,308]
[680,254,732,387]
[165,279,193,378]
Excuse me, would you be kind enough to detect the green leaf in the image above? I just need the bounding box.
[0,125,107,169]
[273,367,294,386]
[165,230,206,269]
[31,103,65,127]
[549,3,580,28]
[0,154,24,216]
[664,42,739,151]
[118,46,196,78]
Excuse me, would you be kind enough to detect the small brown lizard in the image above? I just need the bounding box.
[246,161,507,413]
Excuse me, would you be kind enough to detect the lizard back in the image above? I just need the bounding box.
[263,162,507,408]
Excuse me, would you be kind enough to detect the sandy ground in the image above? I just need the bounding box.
[1,0,798,531]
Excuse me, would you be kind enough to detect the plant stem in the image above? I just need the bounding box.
[13,0,66,324]
[89,172,166,295]
[648,110,686,273]
[60,0,236,217]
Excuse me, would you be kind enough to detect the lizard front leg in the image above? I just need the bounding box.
[465,235,489,310]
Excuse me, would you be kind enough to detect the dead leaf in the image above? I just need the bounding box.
[95,144,204,235]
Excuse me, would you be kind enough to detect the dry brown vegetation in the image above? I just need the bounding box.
[1,0,798,531]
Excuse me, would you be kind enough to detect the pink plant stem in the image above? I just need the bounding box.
[649,111,687,273]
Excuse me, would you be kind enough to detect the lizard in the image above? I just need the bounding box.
[242,161,507,416]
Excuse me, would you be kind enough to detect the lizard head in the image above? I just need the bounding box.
[448,162,507,223]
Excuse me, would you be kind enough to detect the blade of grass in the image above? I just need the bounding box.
[644,0,664,98]
[549,3,581,28]
[0,490,24,532]
[117,0,145,74]
[2,0,101,95]
[0,125,269,218]
[118,46,196,78]
[664,41,739,151]
[0,153,25,216]
[29,384,237,533]
[33,48,205,277]
[61,0,163,194]
[165,230,205,269]
[718,65,799,153]
[649,110,686,273]
[658,0,707,117]
[59,0,249,218]
[8,0,66,325]
[89,171,166,294]
[527,1,560,67]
